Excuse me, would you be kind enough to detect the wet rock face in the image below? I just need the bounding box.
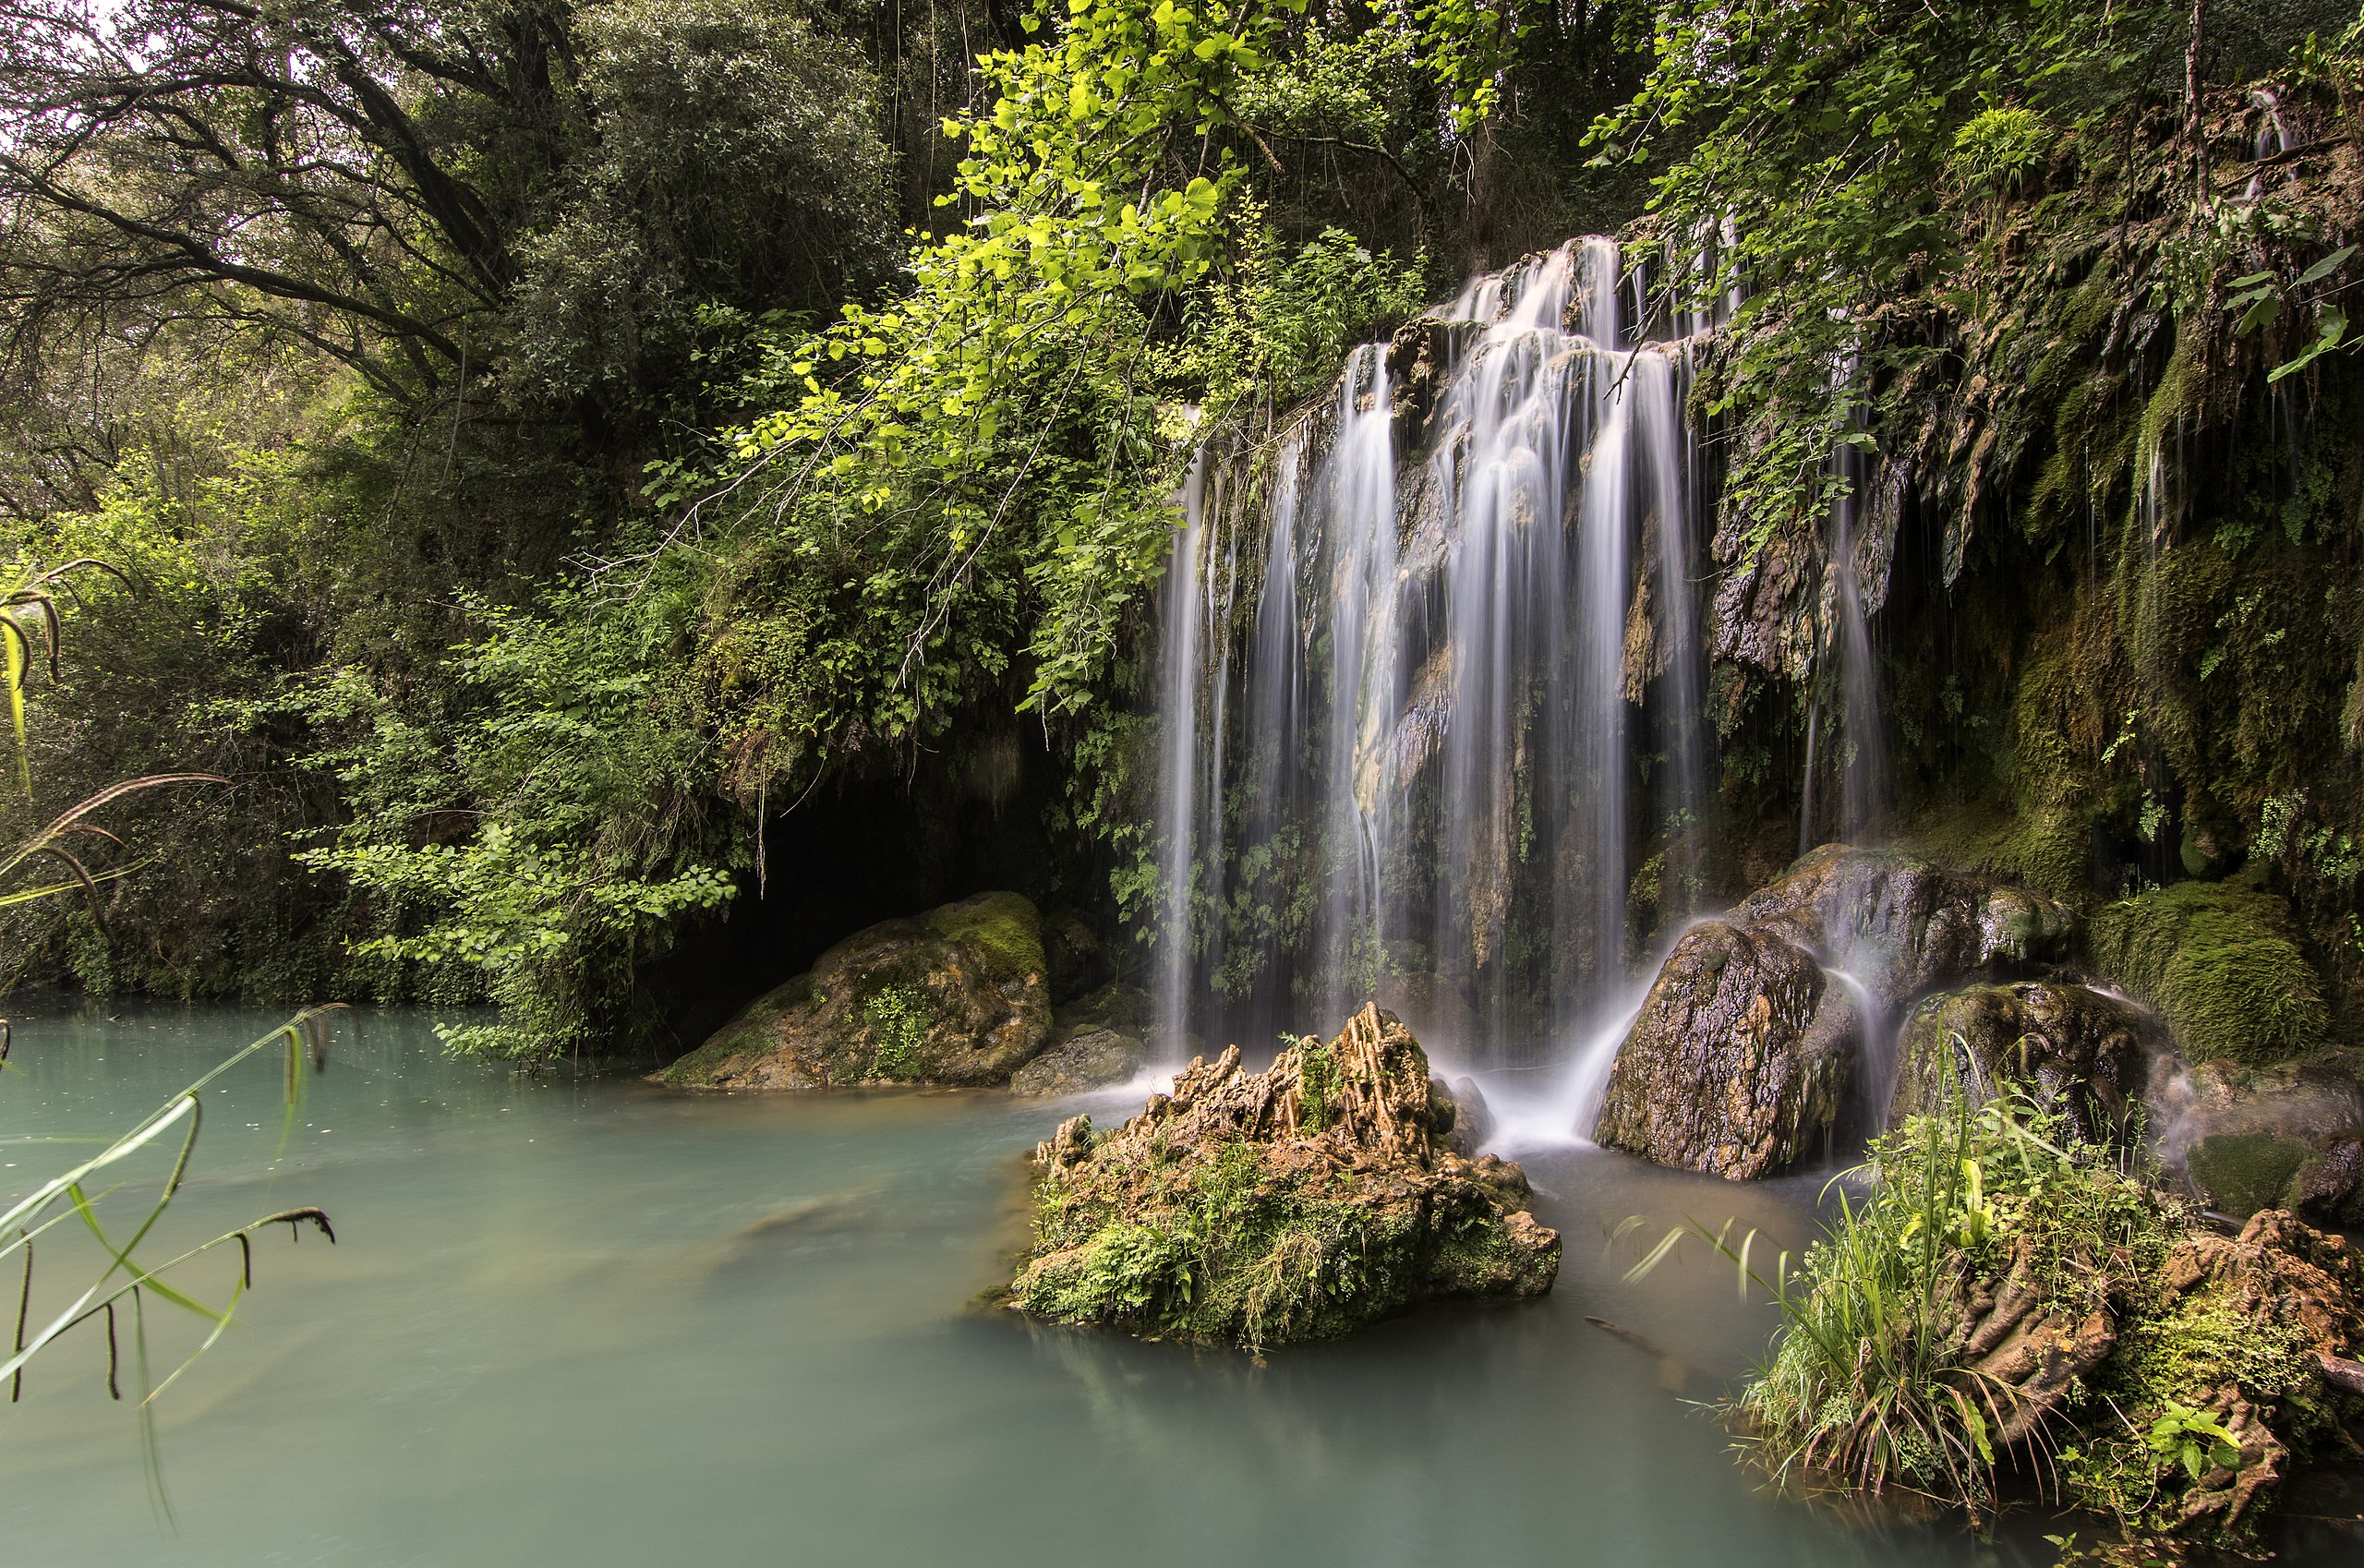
[1040,908,1114,1004]
[1598,846,2074,1180]
[1891,983,2153,1144]
[1009,1006,1558,1347]
[656,891,1052,1089]
[1010,984,1151,1097]
[1737,844,2074,1007]
[2157,1049,2364,1225]
[1594,921,1861,1180]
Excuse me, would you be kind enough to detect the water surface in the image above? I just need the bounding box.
[0,1007,2353,1566]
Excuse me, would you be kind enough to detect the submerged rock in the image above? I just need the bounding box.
[657,891,1052,1089]
[1594,920,1861,1180]
[1007,1005,1559,1347]
[1737,843,2073,1007]
[1890,982,2153,1143]
[1009,1028,1145,1096]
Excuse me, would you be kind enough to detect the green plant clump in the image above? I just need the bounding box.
[1634,1088,2364,1555]
[863,984,932,1080]
[1010,1011,1557,1348]
[1015,1130,1537,1349]
[2088,881,2334,1064]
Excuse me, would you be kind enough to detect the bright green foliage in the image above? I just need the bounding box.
[295,583,737,1064]
[2087,880,2332,1065]
[1590,0,2160,550]
[712,0,1310,732]
[1680,1096,2169,1507]
[864,984,933,1079]
[1180,209,1430,413]
[2146,1404,2243,1482]
[1636,1083,2364,1553]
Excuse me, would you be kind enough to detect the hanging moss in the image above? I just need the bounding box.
[2087,881,2333,1065]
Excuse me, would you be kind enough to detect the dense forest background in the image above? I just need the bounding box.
[3,0,2361,1067]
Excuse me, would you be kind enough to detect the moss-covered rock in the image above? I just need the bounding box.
[1010,981,1151,1096]
[1596,919,1860,1179]
[2188,1133,2314,1220]
[2088,881,2332,1066]
[656,891,1052,1088]
[1007,1005,1559,1347]
[2157,1049,2364,1225]
[2074,1211,2364,1556]
[1889,981,2153,1144]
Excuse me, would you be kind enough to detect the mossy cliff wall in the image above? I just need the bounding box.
[1697,91,2364,1057]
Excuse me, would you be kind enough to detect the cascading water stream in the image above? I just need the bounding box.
[1152,454,1209,1054]
[1147,238,1732,1103]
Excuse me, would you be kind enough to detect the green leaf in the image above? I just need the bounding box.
[2296,243,2356,288]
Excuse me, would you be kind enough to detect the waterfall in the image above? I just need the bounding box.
[1146,239,1723,1068]
[1800,364,1889,852]
[1152,454,1210,1054]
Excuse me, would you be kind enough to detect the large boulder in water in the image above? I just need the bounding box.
[1597,848,2072,1180]
[1737,843,2073,1007]
[1889,982,2153,1144]
[1594,921,1861,1180]
[657,891,1052,1089]
[1007,1005,1559,1347]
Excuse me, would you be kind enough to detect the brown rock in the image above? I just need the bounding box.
[1737,843,2074,1007]
[1594,920,1861,1179]
[1890,982,2153,1143]
[1010,1006,1559,1346]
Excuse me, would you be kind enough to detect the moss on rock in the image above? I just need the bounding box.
[2188,1132,2313,1220]
[2088,881,2333,1066]
[1008,1006,1558,1347]
[922,890,1046,983]
[1889,981,2152,1144]
[656,891,1052,1088]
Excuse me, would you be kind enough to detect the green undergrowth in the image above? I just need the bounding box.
[2088,880,2333,1064]
[1632,1087,2362,1554]
[863,983,932,1080]
[1014,1128,1539,1349]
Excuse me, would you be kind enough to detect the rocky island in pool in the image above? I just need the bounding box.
[1007,1005,1558,1347]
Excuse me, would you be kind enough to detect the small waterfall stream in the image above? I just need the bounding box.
[1149,238,1737,1070]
